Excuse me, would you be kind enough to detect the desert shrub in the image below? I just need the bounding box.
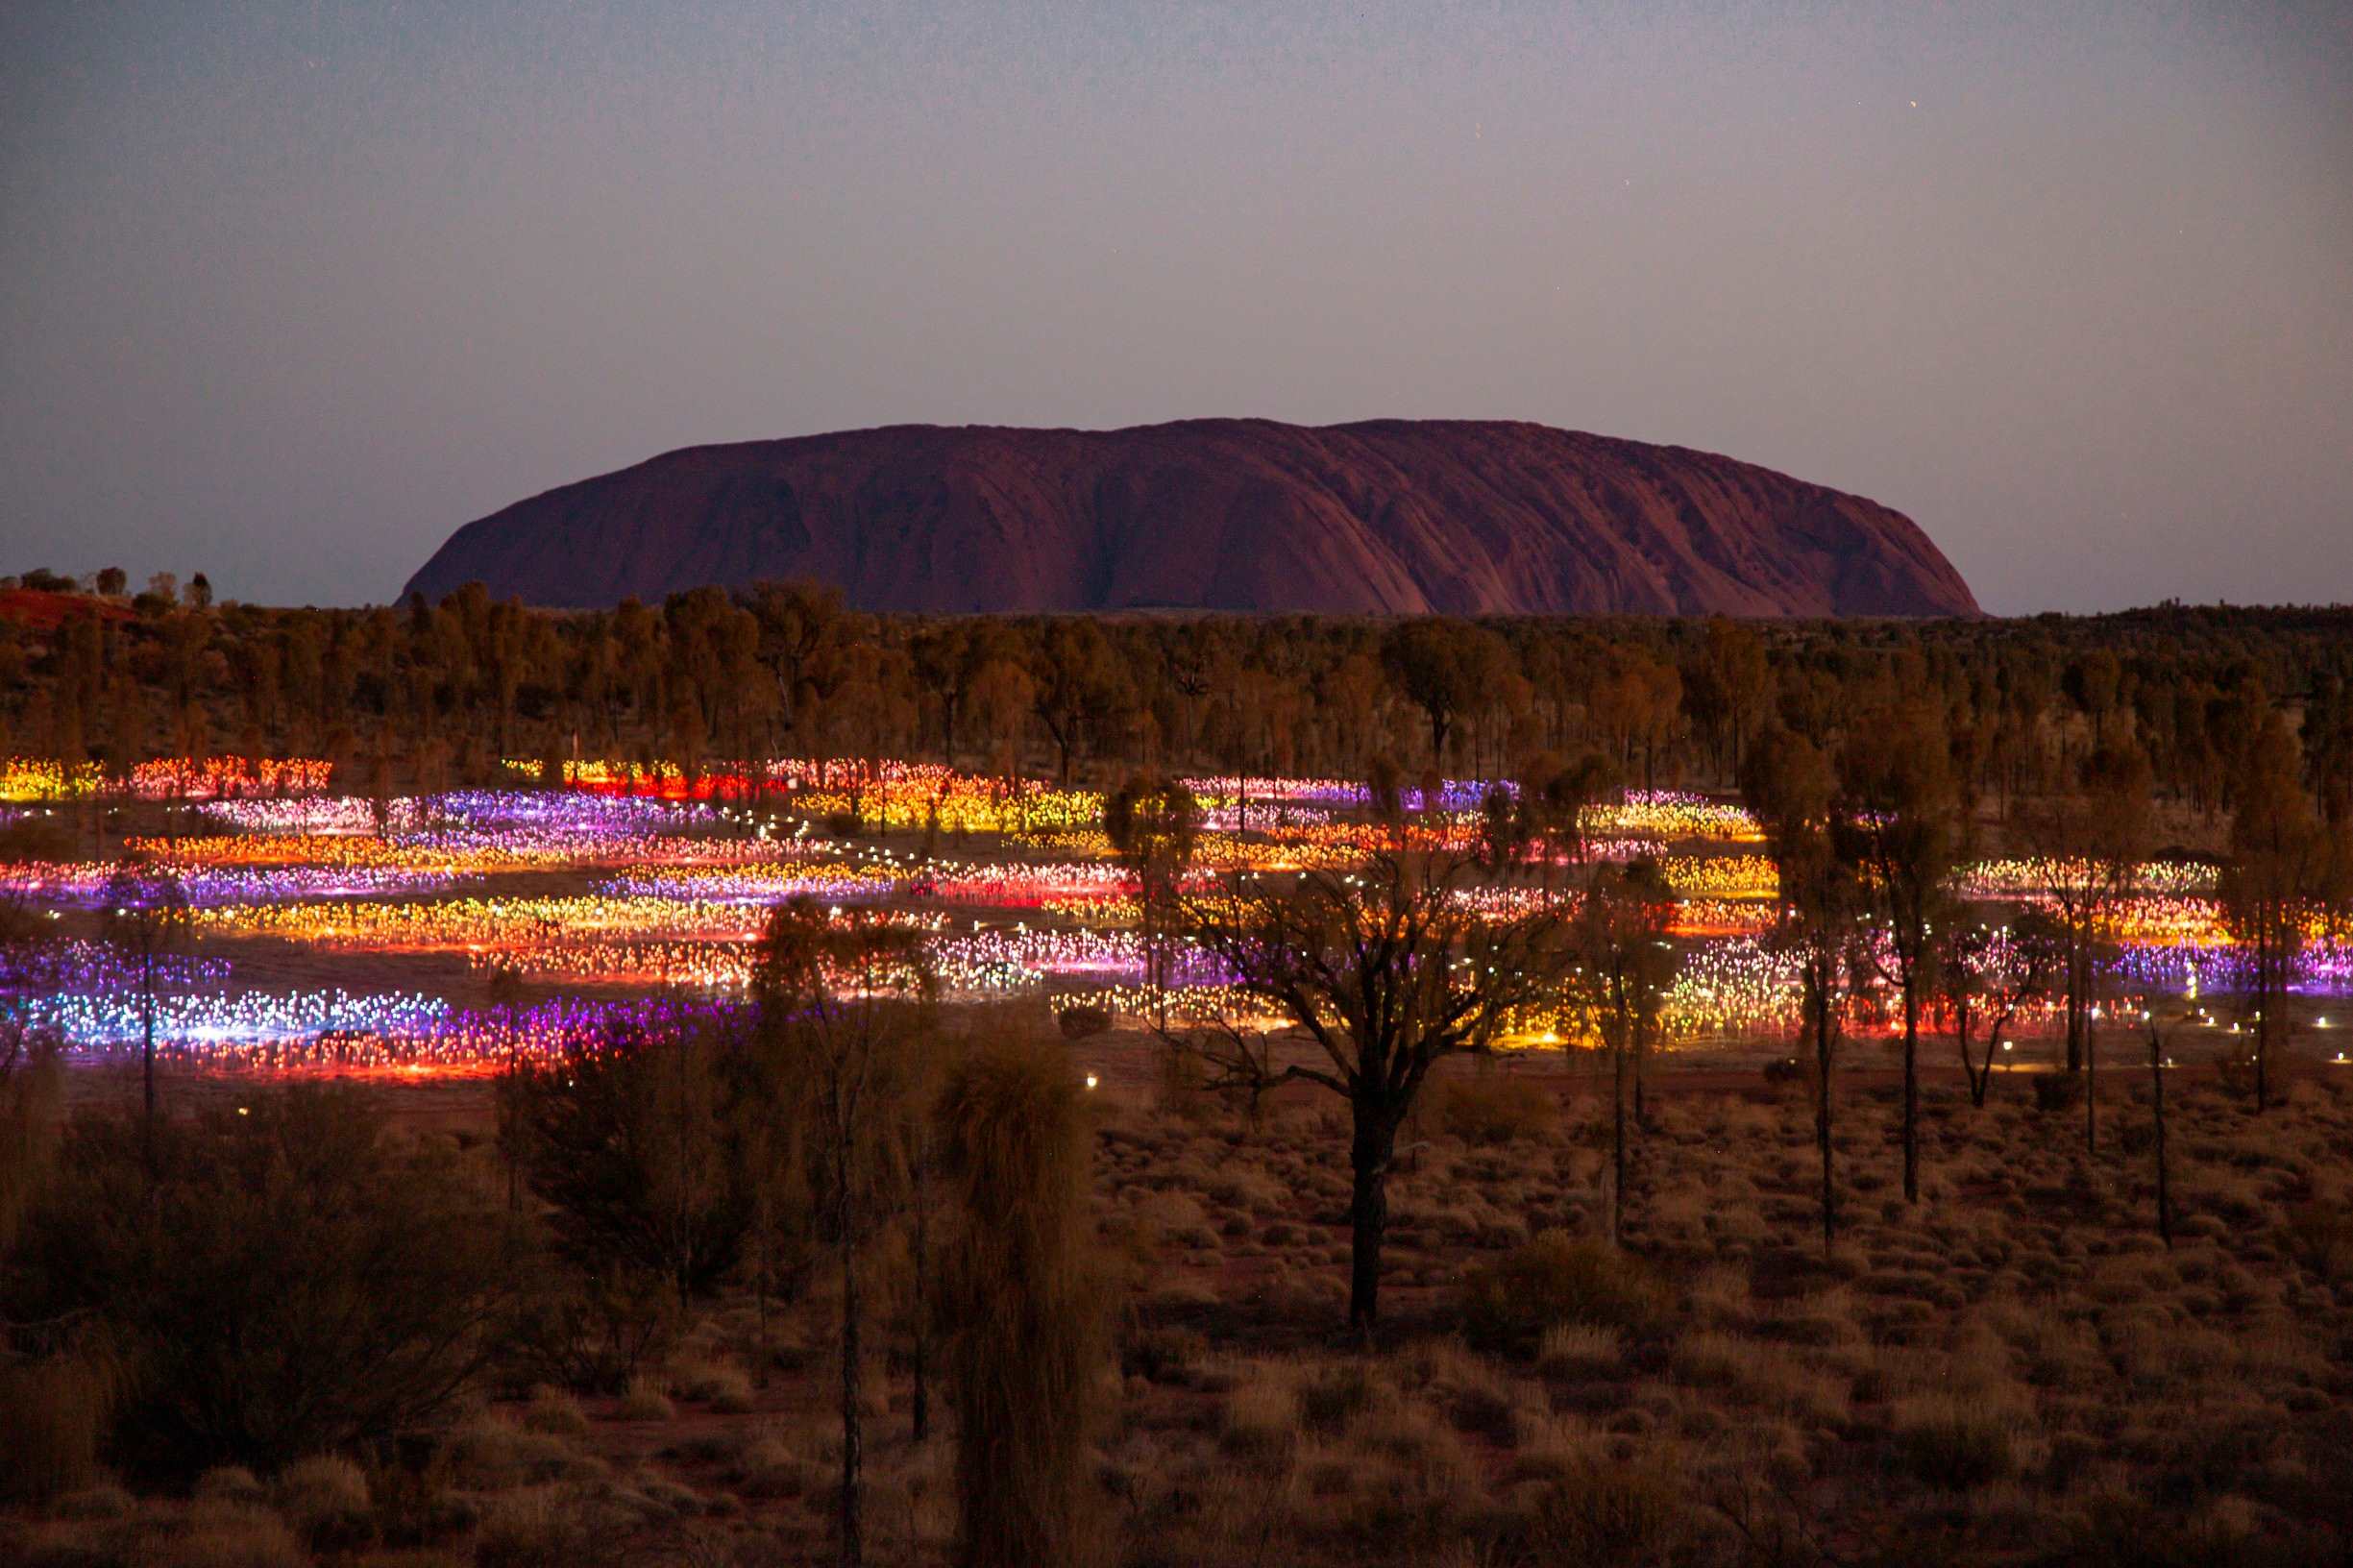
[0,1026,61,1252]
[50,1481,135,1520]
[1535,1324,1625,1380]
[194,1465,268,1505]
[276,1454,374,1548]
[472,1490,616,1568]
[519,1386,590,1436]
[0,1350,119,1502]
[2211,1051,2288,1107]
[2279,1200,2353,1282]
[731,1434,814,1500]
[615,1376,675,1421]
[2033,1073,2086,1114]
[439,1415,577,1491]
[499,1267,681,1395]
[1891,1394,2017,1487]
[1220,1381,1300,1458]
[1120,1324,1205,1384]
[937,1032,1106,1568]
[1510,1457,1694,1564]
[150,1500,308,1568]
[1,1087,520,1479]
[2060,1492,2275,1568]
[1436,1076,1557,1145]
[1458,1233,1664,1358]
[673,1359,755,1412]
[1295,1361,1382,1435]
[497,1010,786,1296]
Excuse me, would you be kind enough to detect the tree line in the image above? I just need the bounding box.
[4,576,2351,818]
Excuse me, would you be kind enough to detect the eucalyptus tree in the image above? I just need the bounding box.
[2218,710,2323,1112]
[1570,855,1676,1244]
[1744,726,1864,1257]
[1839,705,1965,1203]
[1177,854,1574,1334]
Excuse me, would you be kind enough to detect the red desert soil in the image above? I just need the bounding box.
[0,589,134,629]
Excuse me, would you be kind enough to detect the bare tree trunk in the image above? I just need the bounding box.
[2254,940,2273,1113]
[140,952,158,1179]
[1900,978,1920,1204]
[1632,1015,1649,1130]
[2148,1021,2171,1247]
[911,1161,930,1443]
[2084,1013,2098,1153]
[1813,983,1836,1258]
[1611,1016,1628,1249]
[839,1181,864,1568]
[1347,1110,1395,1336]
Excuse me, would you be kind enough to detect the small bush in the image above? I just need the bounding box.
[731,1435,812,1500]
[1056,1006,1112,1041]
[1220,1381,1301,1458]
[520,1386,591,1436]
[1458,1233,1663,1358]
[2281,1200,2353,1282]
[49,1481,135,1520]
[154,1500,308,1568]
[194,1465,268,1506]
[614,1377,675,1421]
[1891,1394,2017,1487]
[3,1089,520,1479]
[501,1268,681,1395]
[2032,1072,2086,1114]
[1121,1324,1205,1384]
[674,1359,755,1412]
[1535,1324,1625,1380]
[1296,1361,1381,1435]
[1513,1458,1693,1562]
[0,1352,117,1503]
[276,1454,373,1548]
[1436,1076,1557,1145]
[473,1490,599,1568]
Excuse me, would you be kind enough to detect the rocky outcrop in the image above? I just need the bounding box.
[404,419,1979,617]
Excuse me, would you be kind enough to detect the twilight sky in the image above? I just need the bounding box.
[2,3,2347,614]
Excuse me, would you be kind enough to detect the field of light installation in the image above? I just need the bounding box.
[6,755,2343,1084]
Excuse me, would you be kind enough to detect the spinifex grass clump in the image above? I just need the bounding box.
[937,1032,1105,1568]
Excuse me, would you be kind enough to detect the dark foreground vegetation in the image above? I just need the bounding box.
[12,1019,2353,1566]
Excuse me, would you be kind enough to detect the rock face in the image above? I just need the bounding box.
[404,419,1979,616]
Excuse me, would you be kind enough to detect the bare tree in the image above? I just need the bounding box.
[2145,1008,2176,1247]
[2023,745,2150,1079]
[1103,773,1203,1029]
[2078,744,2154,1151]
[1568,856,1675,1245]
[1175,854,1573,1335]
[1938,909,2061,1107]
[1840,706,1964,1203]
[100,858,191,1173]
[1744,727,1863,1258]
[2217,710,2322,1112]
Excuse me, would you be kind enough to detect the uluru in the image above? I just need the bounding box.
[402,419,1980,617]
